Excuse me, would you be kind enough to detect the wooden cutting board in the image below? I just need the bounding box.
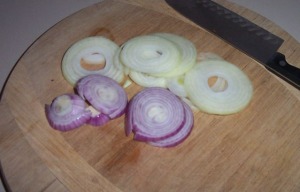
[1,0,300,191]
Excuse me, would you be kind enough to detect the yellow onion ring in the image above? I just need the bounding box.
[185,60,253,114]
[62,36,124,85]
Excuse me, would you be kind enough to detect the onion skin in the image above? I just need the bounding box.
[125,87,191,144]
[76,74,128,119]
[45,94,91,131]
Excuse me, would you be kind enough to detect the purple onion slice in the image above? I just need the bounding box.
[45,93,91,131]
[125,87,186,142]
[148,102,194,147]
[76,74,128,119]
[85,106,110,126]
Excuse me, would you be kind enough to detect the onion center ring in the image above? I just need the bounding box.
[80,52,106,71]
[207,76,228,92]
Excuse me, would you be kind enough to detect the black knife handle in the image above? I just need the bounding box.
[266,52,300,89]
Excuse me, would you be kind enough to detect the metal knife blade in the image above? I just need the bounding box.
[165,0,300,89]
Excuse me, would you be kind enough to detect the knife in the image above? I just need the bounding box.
[165,0,300,89]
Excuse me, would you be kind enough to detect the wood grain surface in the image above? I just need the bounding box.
[1,0,300,191]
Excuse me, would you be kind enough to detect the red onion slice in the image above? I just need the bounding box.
[45,93,91,131]
[76,74,128,119]
[86,106,110,126]
[125,87,186,142]
[148,102,194,147]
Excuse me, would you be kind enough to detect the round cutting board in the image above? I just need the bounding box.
[1,0,300,191]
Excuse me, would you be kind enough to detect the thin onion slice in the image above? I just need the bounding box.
[86,106,110,126]
[148,102,194,148]
[76,74,128,119]
[125,87,186,142]
[62,36,124,85]
[119,35,181,74]
[153,33,197,77]
[185,60,253,114]
[129,71,167,88]
[167,75,187,98]
[45,94,91,131]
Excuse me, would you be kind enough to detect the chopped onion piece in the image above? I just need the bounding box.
[125,87,187,142]
[45,94,91,131]
[185,60,253,114]
[76,74,128,119]
[62,36,124,85]
[197,52,224,61]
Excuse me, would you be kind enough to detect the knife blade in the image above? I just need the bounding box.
[165,0,300,89]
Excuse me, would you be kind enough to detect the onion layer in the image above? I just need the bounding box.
[76,74,128,119]
[184,60,253,115]
[125,87,194,147]
[45,94,91,131]
[62,36,124,85]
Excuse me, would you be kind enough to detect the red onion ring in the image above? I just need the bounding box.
[45,93,91,131]
[125,87,191,143]
[76,74,128,119]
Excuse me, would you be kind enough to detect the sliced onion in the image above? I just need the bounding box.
[45,94,91,131]
[86,106,110,126]
[62,36,124,85]
[129,71,167,88]
[148,101,194,147]
[76,74,128,119]
[184,60,253,115]
[125,87,187,142]
[167,75,187,98]
[153,33,197,77]
[119,35,181,75]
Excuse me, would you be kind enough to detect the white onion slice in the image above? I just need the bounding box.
[129,71,167,88]
[153,33,197,77]
[119,35,181,74]
[185,60,253,115]
[62,36,124,85]
[148,102,194,148]
[167,75,187,98]
[76,74,128,119]
[45,94,91,131]
[125,87,187,142]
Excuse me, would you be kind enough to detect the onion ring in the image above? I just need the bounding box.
[185,60,253,114]
[76,74,128,119]
[62,36,124,85]
[125,87,186,142]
